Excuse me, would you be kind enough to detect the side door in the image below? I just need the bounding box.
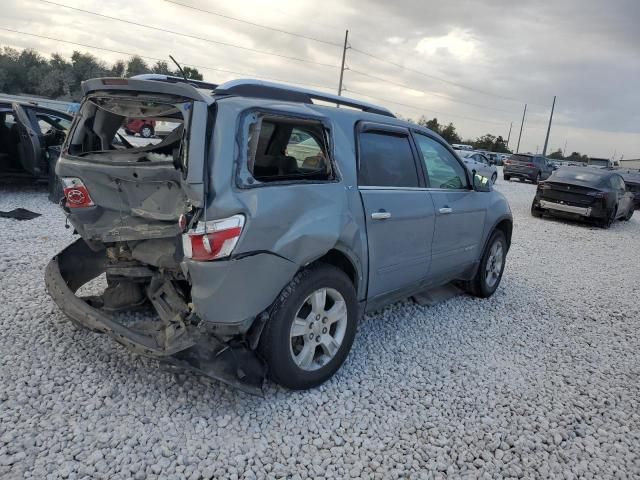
[12,103,43,176]
[413,132,487,280]
[357,123,436,300]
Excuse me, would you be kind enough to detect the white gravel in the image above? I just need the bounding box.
[1,173,639,479]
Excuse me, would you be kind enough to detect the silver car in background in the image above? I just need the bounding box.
[458,151,499,183]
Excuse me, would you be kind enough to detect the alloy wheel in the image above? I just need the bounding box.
[289,288,348,371]
[485,241,504,288]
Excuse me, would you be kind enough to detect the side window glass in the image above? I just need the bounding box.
[247,116,332,183]
[414,133,468,189]
[358,131,419,187]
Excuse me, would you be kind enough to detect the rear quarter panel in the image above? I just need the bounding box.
[202,100,368,300]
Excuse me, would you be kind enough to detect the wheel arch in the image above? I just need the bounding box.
[306,247,362,298]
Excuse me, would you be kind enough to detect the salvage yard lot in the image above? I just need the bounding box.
[0,172,638,479]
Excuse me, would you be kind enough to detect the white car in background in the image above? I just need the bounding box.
[458,150,498,184]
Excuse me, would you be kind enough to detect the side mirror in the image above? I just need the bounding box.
[472,171,491,192]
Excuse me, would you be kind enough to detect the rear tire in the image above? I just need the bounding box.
[491,172,498,184]
[504,174,511,181]
[531,203,544,218]
[466,230,507,298]
[623,208,634,221]
[258,264,358,390]
[598,206,617,229]
[534,172,541,184]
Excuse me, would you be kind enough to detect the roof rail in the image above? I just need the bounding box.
[130,74,218,91]
[215,79,395,117]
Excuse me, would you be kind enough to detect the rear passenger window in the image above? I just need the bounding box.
[358,131,419,187]
[247,116,332,183]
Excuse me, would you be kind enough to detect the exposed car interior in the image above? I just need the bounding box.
[67,94,186,165]
[248,116,332,182]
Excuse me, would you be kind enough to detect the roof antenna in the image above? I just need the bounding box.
[169,55,187,80]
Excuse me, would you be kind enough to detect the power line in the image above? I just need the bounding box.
[350,45,547,107]
[0,27,336,91]
[162,0,342,47]
[37,0,338,68]
[347,68,519,114]
[344,88,507,126]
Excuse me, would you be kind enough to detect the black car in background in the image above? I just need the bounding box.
[504,153,556,182]
[618,169,640,209]
[531,167,635,228]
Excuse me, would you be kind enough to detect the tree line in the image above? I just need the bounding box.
[1,46,591,158]
[0,46,202,102]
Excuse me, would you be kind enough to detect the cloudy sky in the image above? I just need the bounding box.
[2,0,639,158]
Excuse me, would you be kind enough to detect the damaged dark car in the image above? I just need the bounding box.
[46,75,513,393]
[0,101,72,187]
[531,167,635,228]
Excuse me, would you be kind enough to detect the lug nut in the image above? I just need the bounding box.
[309,333,314,340]
[322,327,327,334]
[316,314,321,321]
[322,317,327,324]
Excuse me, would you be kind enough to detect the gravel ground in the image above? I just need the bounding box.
[1,173,639,479]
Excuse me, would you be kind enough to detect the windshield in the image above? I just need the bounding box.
[551,169,606,184]
[589,159,609,167]
[66,93,188,163]
[510,154,533,162]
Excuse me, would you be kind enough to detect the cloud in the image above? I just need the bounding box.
[0,0,638,157]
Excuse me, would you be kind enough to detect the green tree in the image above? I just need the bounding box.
[182,66,203,80]
[110,60,126,78]
[152,60,172,75]
[125,56,149,77]
[439,122,461,143]
[548,148,564,160]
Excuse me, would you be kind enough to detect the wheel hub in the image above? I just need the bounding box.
[289,287,348,371]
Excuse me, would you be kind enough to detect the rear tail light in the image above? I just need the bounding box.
[526,163,536,168]
[61,177,95,208]
[537,181,550,190]
[182,214,245,261]
[504,160,511,164]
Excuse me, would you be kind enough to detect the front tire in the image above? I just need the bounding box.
[623,208,634,221]
[258,264,358,390]
[491,172,498,184]
[466,230,507,298]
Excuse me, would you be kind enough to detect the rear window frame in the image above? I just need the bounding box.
[62,93,193,167]
[235,108,339,189]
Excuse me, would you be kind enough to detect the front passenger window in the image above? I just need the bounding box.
[414,133,468,189]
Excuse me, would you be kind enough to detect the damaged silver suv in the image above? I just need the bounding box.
[46,75,513,393]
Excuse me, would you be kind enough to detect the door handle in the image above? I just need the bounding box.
[439,207,453,214]
[371,210,391,220]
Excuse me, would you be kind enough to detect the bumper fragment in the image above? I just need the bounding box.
[45,239,266,394]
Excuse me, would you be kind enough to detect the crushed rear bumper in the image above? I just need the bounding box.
[44,239,266,394]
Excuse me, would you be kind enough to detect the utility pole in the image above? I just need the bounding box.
[506,122,513,150]
[337,30,349,97]
[541,95,556,157]
[564,140,567,158]
[516,104,527,154]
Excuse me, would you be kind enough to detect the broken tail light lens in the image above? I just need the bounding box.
[61,177,95,208]
[182,214,245,261]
